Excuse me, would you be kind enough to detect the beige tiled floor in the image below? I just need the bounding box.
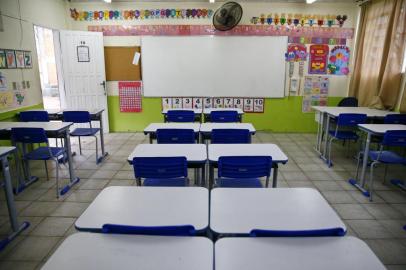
[0,131,405,269]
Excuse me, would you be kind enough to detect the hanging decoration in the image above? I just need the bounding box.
[88,25,354,39]
[302,76,329,113]
[328,45,350,75]
[336,15,348,27]
[309,44,329,75]
[250,13,347,28]
[285,44,308,96]
[70,8,214,21]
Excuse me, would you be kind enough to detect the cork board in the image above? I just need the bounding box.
[104,46,141,81]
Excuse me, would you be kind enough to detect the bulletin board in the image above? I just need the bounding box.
[104,46,141,81]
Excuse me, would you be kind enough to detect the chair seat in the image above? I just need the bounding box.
[143,178,188,187]
[328,130,359,140]
[216,178,263,188]
[369,151,406,164]
[70,128,100,136]
[24,147,66,161]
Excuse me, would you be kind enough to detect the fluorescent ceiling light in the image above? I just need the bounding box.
[104,0,112,3]
[306,0,317,3]
[210,0,215,3]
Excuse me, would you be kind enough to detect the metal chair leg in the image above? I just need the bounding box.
[136,177,141,186]
[94,135,99,163]
[55,159,60,199]
[382,165,388,184]
[327,137,336,167]
[78,136,82,155]
[44,161,49,181]
[369,161,379,202]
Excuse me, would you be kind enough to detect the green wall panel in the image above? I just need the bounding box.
[107,96,343,133]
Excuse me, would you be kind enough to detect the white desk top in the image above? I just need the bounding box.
[358,124,406,134]
[312,106,397,117]
[200,123,255,133]
[144,123,201,133]
[0,146,16,157]
[203,108,244,114]
[75,186,209,231]
[59,108,104,114]
[215,236,385,270]
[42,233,213,270]
[24,109,61,114]
[0,122,72,131]
[208,144,288,163]
[128,144,207,163]
[210,188,346,235]
[162,108,203,114]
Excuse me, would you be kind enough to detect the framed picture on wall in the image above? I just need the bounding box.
[24,51,32,68]
[5,50,16,68]
[77,45,90,62]
[15,51,25,68]
[0,50,7,69]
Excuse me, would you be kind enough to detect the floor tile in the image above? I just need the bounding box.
[333,204,374,220]
[366,239,406,264]
[19,202,62,217]
[347,219,395,239]
[30,217,75,237]
[321,191,357,204]
[5,236,60,261]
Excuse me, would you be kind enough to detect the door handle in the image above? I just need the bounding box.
[100,81,106,95]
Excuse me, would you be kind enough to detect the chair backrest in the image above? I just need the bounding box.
[336,113,367,127]
[211,129,251,144]
[337,97,358,107]
[63,111,91,124]
[382,130,406,147]
[11,128,48,144]
[218,156,272,179]
[384,114,406,125]
[19,111,49,122]
[166,110,195,122]
[132,156,188,179]
[210,110,239,123]
[156,129,195,144]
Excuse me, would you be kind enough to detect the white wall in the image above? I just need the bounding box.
[0,0,67,113]
[67,1,359,97]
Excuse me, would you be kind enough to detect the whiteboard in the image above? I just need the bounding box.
[141,36,287,98]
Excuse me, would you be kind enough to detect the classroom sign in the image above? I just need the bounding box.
[308,45,329,75]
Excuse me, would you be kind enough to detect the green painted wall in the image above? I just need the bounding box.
[0,103,44,122]
[107,96,343,133]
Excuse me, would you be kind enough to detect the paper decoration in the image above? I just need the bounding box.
[14,91,25,106]
[70,8,213,21]
[162,97,172,110]
[253,98,265,113]
[15,51,24,68]
[336,15,347,27]
[88,25,354,39]
[243,98,254,112]
[233,98,244,110]
[213,98,224,108]
[118,81,142,112]
[0,72,7,91]
[5,50,16,68]
[77,46,90,62]
[285,44,308,62]
[0,50,6,69]
[182,97,193,109]
[309,45,329,74]
[302,76,329,113]
[223,97,234,108]
[193,97,203,109]
[24,51,32,68]
[172,97,182,108]
[290,78,299,93]
[328,46,350,75]
[203,97,212,108]
[132,52,141,65]
[0,91,13,110]
[250,13,347,28]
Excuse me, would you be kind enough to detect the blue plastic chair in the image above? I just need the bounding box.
[11,128,66,198]
[327,113,367,167]
[132,156,188,187]
[384,114,406,124]
[19,111,49,122]
[63,111,101,163]
[210,111,239,123]
[166,110,195,122]
[211,129,251,144]
[337,97,358,107]
[156,129,195,144]
[367,130,406,201]
[216,156,272,188]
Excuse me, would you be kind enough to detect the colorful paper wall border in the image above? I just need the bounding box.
[0,49,32,69]
[250,14,348,28]
[88,25,354,39]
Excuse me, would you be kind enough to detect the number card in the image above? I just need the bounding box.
[243,98,254,112]
[172,97,182,109]
[162,97,172,110]
[223,97,233,108]
[233,98,244,109]
[182,97,193,109]
[203,97,212,108]
[118,81,142,113]
[253,98,265,113]
[213,97,224,108]
[193,97,203,109]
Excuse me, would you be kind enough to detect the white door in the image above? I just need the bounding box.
[59,30,109,132]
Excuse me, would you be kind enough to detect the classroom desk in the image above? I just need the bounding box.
[349,124,406,196]
[75,186,209,234]
[312,106,397,164]
[127,144,207,186]
[0,122,79,193]
[202,108,244,122]
[0,147,30,250]
[143,123,201,143]
[162,108,203,122]
[208,143,287,188]
[210,188,346,236]
[42,233,213,270]
[200,123,255,142]
[215,236,385,270]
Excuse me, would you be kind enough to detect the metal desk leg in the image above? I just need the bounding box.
[209,163,214,189]
[15,144,38,193]
[0,155,29,250]
[149,134,153,144]
[97,113,108,163]
[348,132,371,197]
[314,112,324,155]
[272,164,279,188]
[59,131,80,196]
[321,114,330,162]
[201,162,206,187]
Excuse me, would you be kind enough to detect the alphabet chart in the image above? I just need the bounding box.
[119,81,142,112]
